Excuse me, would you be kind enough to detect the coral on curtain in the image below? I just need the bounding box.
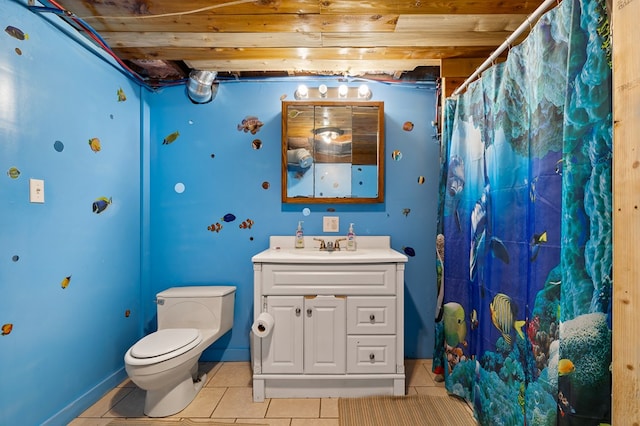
[434,0,612,424]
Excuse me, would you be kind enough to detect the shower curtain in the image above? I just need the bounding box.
[434,0,612,424]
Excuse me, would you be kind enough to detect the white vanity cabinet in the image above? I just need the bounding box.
[251,236,407,402]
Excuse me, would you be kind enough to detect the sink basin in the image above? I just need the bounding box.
[252,237,407,264]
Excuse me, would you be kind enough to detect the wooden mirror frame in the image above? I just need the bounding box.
[281,101,385,204]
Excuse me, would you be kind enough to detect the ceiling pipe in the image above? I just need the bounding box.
[187,70,218,104]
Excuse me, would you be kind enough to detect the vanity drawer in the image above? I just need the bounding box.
[260,264,398,295]
[347,336,396,373]
[347,297,396,334]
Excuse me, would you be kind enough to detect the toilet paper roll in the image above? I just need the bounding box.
[252,312,275,338]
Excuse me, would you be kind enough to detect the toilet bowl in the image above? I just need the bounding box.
[124,286,235,417]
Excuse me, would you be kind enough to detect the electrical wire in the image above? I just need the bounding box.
[28,0,187,90]
[79,0,256,21]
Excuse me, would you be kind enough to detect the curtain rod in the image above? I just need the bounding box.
[452,0,560,96]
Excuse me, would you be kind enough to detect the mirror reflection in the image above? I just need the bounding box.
[282,101,384,203]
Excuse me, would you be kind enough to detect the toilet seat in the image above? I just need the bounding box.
[130,329,202,360]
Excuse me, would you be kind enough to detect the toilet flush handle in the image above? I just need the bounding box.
[156,298,165,305]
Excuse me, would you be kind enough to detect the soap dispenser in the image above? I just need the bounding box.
[346,223,357,251]
[295,221,305,248]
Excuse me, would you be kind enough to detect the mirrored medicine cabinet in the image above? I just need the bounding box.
[282,101,384,204]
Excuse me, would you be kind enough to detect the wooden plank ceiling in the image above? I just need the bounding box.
[46,0,545,85]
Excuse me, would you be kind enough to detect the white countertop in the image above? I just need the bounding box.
[251,236,408,264]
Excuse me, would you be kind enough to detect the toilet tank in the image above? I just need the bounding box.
[156,286,235,332]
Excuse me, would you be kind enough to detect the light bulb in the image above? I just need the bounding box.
[338,84,348,98]
[358,84,371,99]
[295,84,309,99]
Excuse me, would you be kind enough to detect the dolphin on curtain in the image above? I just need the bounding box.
[469,147,510,284]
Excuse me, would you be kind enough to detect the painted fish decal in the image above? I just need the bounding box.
[2,323,13,336]
[5,26,28,41]
[402,121,414,131]
[221,213,236,223]
[207,222,222,233]
[402,246,415,257]
[117,88,127,102]
[92,196,112,214]
[489,293,525,345]
[88,137,101,153]
[237,116,263,134]
[7,167,20,179]
[60,275,72,289]
[239,218,254,229]
[163,131,180,145]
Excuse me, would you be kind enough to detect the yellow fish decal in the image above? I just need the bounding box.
[88,137,101,153]
[2,323,13,335]
[60,275,72,289]
[163,131,180,145]
[117,88,127,102]
[558,358,575,376]
[490,293,525,345]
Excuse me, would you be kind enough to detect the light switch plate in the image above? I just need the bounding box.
[323,216,339,233]
[29,178,45,203]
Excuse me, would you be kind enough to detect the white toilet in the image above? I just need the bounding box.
[124,285,236,417]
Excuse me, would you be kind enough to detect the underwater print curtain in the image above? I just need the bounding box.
[434,0,612,424]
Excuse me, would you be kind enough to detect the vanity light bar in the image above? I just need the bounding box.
[294,84,372,100]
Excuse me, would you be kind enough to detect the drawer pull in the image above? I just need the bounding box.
[369,353,375,361]
[295,307,301,316]
[307,308,313,317]
[369,314,376,323]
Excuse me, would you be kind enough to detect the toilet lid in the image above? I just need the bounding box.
[130,328,201,359]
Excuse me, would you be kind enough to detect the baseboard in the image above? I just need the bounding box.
[202,347,250,362]
[42,367,128,426]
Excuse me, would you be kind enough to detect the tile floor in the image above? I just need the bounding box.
[70,359,472,425]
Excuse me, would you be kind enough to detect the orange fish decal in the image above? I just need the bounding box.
[2,323,13,335]
[60,275,72,289]
[207,222,223,233]
[239,218,254,229]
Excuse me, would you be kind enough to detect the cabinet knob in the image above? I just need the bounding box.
[295,307,301,316]
[307,308,313,317]
[369,353,375,361]
[369,314,376,323]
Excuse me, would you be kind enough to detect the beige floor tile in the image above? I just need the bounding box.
[200,361,224,386]
[266,398,320,418]
[319,398,338,418]
[104,387,146,418]
[209,361,253,387]
[173,387,226,418]
[405,359,436,387]
[240,419,292,426]
[212,387,269,418]
[77,386,135,418]
[290,419,339,426]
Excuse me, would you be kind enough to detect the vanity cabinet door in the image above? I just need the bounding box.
[262,296,304,374]
[304,296,346,374]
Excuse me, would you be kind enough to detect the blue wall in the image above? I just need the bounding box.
[146,81,441,363]
[1,1,439,424]
[1,2,142,425]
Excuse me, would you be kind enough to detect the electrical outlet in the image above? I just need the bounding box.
[29,178,45,203]
[323,216,339,233]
